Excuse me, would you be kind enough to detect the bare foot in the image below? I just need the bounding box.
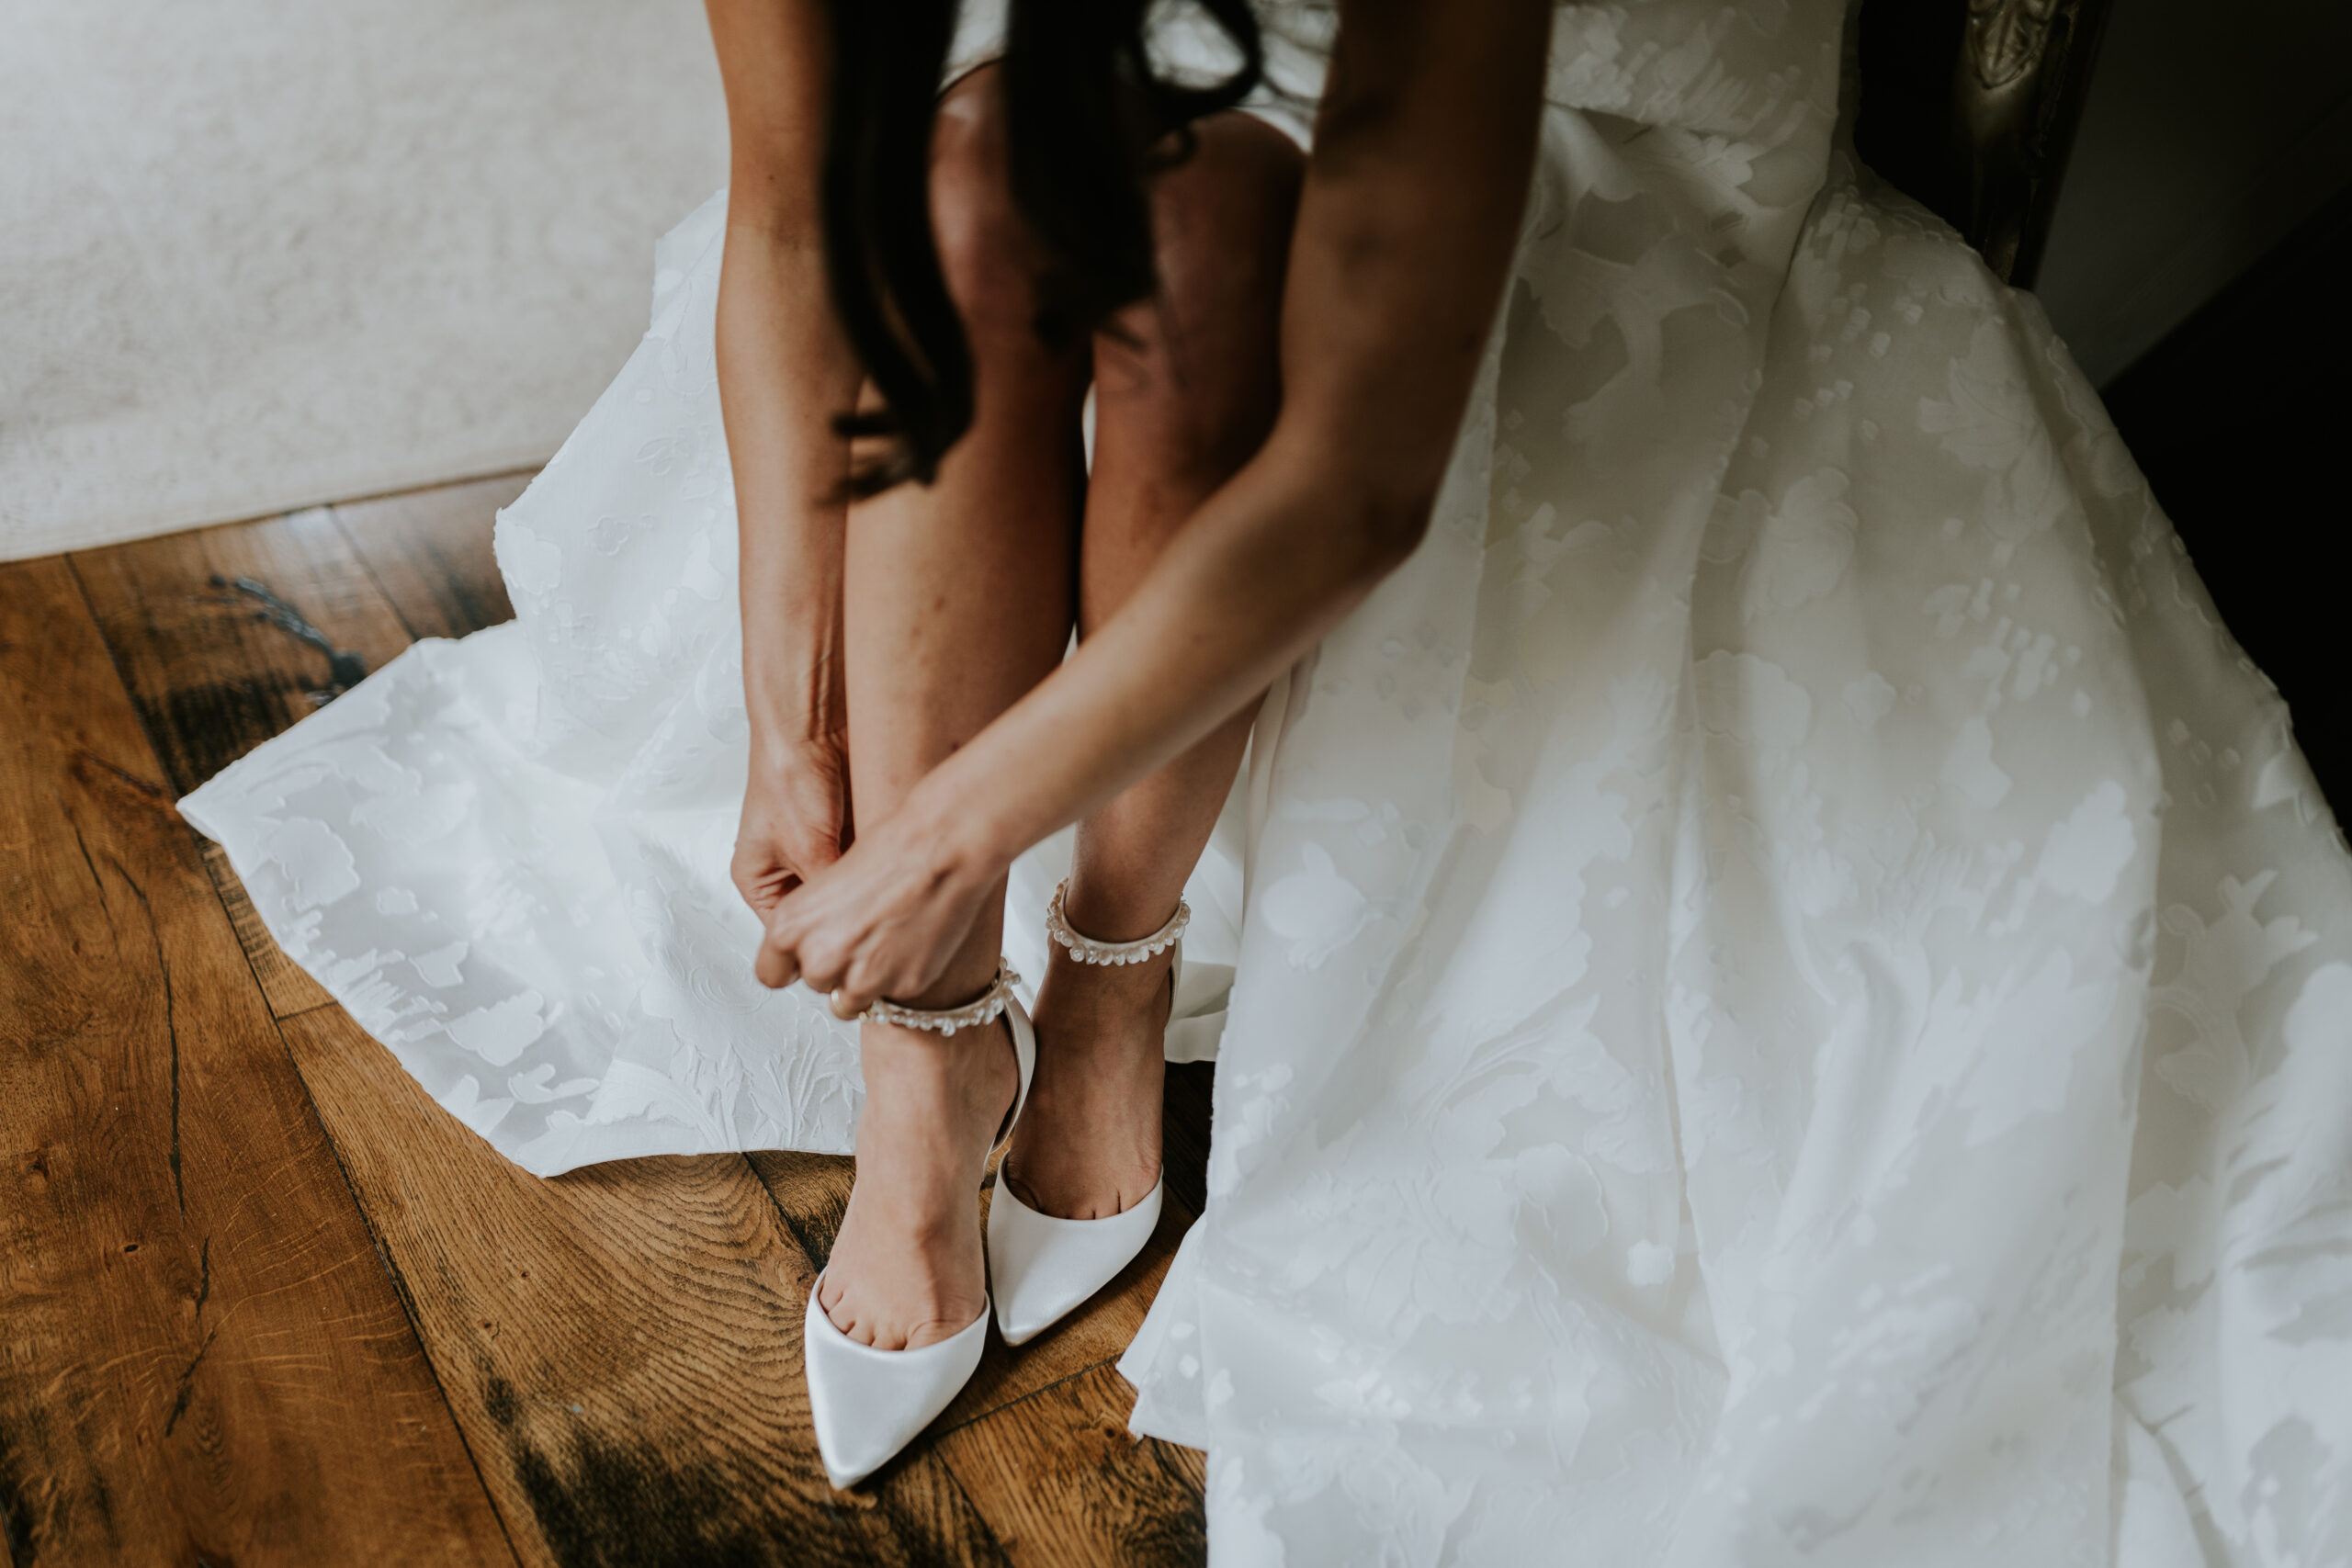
[1007,946,1170,1219]
[819,1017,1018,1350]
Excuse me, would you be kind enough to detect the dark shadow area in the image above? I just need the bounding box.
[1853,0,1970,239]
[2102,183,2352,823]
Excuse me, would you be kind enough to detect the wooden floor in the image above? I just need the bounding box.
[0,476,1216,1567]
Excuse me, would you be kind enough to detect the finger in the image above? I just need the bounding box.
[794,942,845,1001]
[828,987,864,1021]
[733,861,799,919]
[753,930,800,991]
[835,950,900,1021]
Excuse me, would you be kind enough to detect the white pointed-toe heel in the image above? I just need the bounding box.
[988,1165,1165,1347]
[987,881,1184,1347]
[803,1286,988,1489]
[802,962,1035,1490]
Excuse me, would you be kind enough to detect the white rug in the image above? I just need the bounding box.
[0,0,729,559]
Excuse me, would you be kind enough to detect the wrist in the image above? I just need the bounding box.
[745,655,844,752]
[746,730,840,793]
[897,767,1012,899]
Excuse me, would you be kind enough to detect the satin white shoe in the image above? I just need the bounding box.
[988,1164,1164,1346]
[803,1286,989,1488]
[986,883,1182,1347]
[802,964,1035,1491]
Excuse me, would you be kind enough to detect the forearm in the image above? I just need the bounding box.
[717,224,863,758]
[901,422,1404,877]
[706,0,862,761]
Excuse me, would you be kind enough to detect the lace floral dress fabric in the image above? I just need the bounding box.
[180,1,2352,1562]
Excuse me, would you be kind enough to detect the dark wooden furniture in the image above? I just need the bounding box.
[1856,0,2116,286]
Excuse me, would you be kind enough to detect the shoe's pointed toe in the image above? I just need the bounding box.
[987,1172,1163,1346]
[803,1283,990,1489]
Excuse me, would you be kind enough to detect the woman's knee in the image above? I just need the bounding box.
[933,74,1303,341]
[930,79,1301,423]
[1098,115,1304,467]
[929,68,1057,347]
[1148,115,1306,320]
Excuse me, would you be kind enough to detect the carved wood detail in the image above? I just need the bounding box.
[1953,0,2115,283]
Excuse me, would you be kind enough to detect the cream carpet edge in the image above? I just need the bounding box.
[5,442,556,562]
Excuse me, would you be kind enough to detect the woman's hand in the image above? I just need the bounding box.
[751,804,996,1016]
[731,737,853,919]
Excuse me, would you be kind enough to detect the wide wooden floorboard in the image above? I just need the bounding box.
[0,558,514,1567]
[71,506,421,1020]
[70,506,417,798]
[281,1007,1005,1567]
[935,1366,1209,1568]
[13,483,1216,1563]
[334,473,527,642]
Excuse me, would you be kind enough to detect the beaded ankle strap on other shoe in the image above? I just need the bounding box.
[985,878,1176,1347]
[1044,879,1188,966]
[849,959,1020,1035]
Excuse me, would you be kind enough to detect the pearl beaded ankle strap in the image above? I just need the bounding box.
[856,959,1021,1035]
[1045,879,1188,966]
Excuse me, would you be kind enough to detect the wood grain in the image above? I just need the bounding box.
[0,557,514,1567]
[71,508,424,1020]
[279,1006,1009,1567]
[70,506,420,798]
[935,1364,1208,1568]
[335,472,530,640]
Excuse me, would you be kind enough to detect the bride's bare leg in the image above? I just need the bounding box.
[819,69,1088,1349]
[1011,116,1303,1219]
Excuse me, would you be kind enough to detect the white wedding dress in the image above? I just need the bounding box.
[181,1,2352,1562]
